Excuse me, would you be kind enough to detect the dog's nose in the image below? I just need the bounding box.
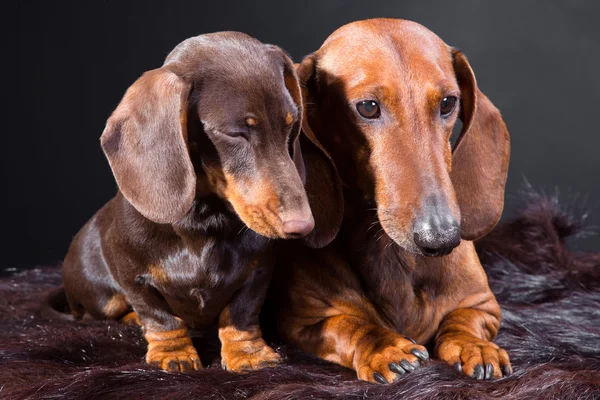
[282,216,315,238]
[413,213,460,257]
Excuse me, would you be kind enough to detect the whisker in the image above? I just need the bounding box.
[366,219,381,233]
[366,224,379,233]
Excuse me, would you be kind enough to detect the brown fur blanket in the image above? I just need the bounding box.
[1,190,599,399]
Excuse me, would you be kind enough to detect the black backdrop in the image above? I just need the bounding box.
[5,1,600,271]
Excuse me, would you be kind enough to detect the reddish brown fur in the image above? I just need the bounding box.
[275,19,511,383]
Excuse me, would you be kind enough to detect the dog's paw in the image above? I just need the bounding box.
[356,335,429,384]
[221,338,282,373]
[145,328,202,372]
[436,336,512,379]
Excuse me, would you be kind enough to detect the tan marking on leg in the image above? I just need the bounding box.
[102,293,129,319]
[218,308,281,373]
[144,327,202,372]
[119,311,141,326]
[148,264,168,285]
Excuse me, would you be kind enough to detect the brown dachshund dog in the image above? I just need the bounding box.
[61,32,341,373]
[275,19,512,383]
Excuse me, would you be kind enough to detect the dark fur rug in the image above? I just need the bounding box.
[1,190,599,400]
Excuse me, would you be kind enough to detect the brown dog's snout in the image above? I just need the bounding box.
[267,150,316,239]
[279,196,315,239]
[281,215,315,238]
[413,197,460,257]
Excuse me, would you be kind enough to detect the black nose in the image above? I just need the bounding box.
[413,212,460,257]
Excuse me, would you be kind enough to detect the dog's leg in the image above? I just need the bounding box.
[218,262,281,373]
[123,283,202,372]
[144,326,201,372]
[434,294,512,380]
[278,259,429,384]
[283,312,429,383]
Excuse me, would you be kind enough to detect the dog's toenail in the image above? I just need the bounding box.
[373,372,388,384]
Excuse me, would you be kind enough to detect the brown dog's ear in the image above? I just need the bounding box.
[267,45,307,184]
[294,53,344,248]
[451,49,510,240]
[100,68,196,224]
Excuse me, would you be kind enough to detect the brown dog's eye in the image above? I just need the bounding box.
[440,96,457,117]
[356,100,380,119]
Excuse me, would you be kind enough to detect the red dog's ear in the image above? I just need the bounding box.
[266,46,343,248]
[294,53,344,248]
[100,68,196,224]
[451,49,511,240]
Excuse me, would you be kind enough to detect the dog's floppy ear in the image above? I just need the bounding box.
[293,53,344,248]
[269,48,343,248]
[100,68,196,224]
[451,49,510,240]
[266,45,307,184]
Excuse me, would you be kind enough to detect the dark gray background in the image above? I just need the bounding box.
[4,1,599,271]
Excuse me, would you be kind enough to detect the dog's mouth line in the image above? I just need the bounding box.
[378,225,458,258]
[234,205,290,239]
[375,218,424,255]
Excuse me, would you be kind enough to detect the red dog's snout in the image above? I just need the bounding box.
[413,200,460,257]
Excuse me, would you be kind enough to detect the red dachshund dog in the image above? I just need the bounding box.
[276,19,512,383]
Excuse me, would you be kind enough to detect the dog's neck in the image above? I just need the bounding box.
[174,194,241,236]
[338,192,441,329]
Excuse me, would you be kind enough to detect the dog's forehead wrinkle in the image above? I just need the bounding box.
[166,32,265,63]
[320,37,397,77]
[166,35,283,94]
[320,41,451,111]
[196,70,290,124]
[323,20,451,87]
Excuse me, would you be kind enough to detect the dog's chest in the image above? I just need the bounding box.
[156,239,243,286]
[142,208,271,327]
[362,251,460,343]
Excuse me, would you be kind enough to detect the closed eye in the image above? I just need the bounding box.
[225,131,249,140]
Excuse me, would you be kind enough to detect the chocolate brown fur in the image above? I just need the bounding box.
[60,32,341,373]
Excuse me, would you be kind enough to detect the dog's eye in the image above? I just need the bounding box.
[440,96,457,117]
[356,100,380,119]
[223,130,249,140]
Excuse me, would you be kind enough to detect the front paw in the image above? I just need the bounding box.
[145,328,202,372]
[436,335,512,379]
[356,335,429,384]
[221,338,282,373]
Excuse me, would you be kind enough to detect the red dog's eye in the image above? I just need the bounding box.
[440,96,457,117]
[356,100,380,119]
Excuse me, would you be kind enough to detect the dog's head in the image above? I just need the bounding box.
[299,19,509,255]
[100,32,341,246]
